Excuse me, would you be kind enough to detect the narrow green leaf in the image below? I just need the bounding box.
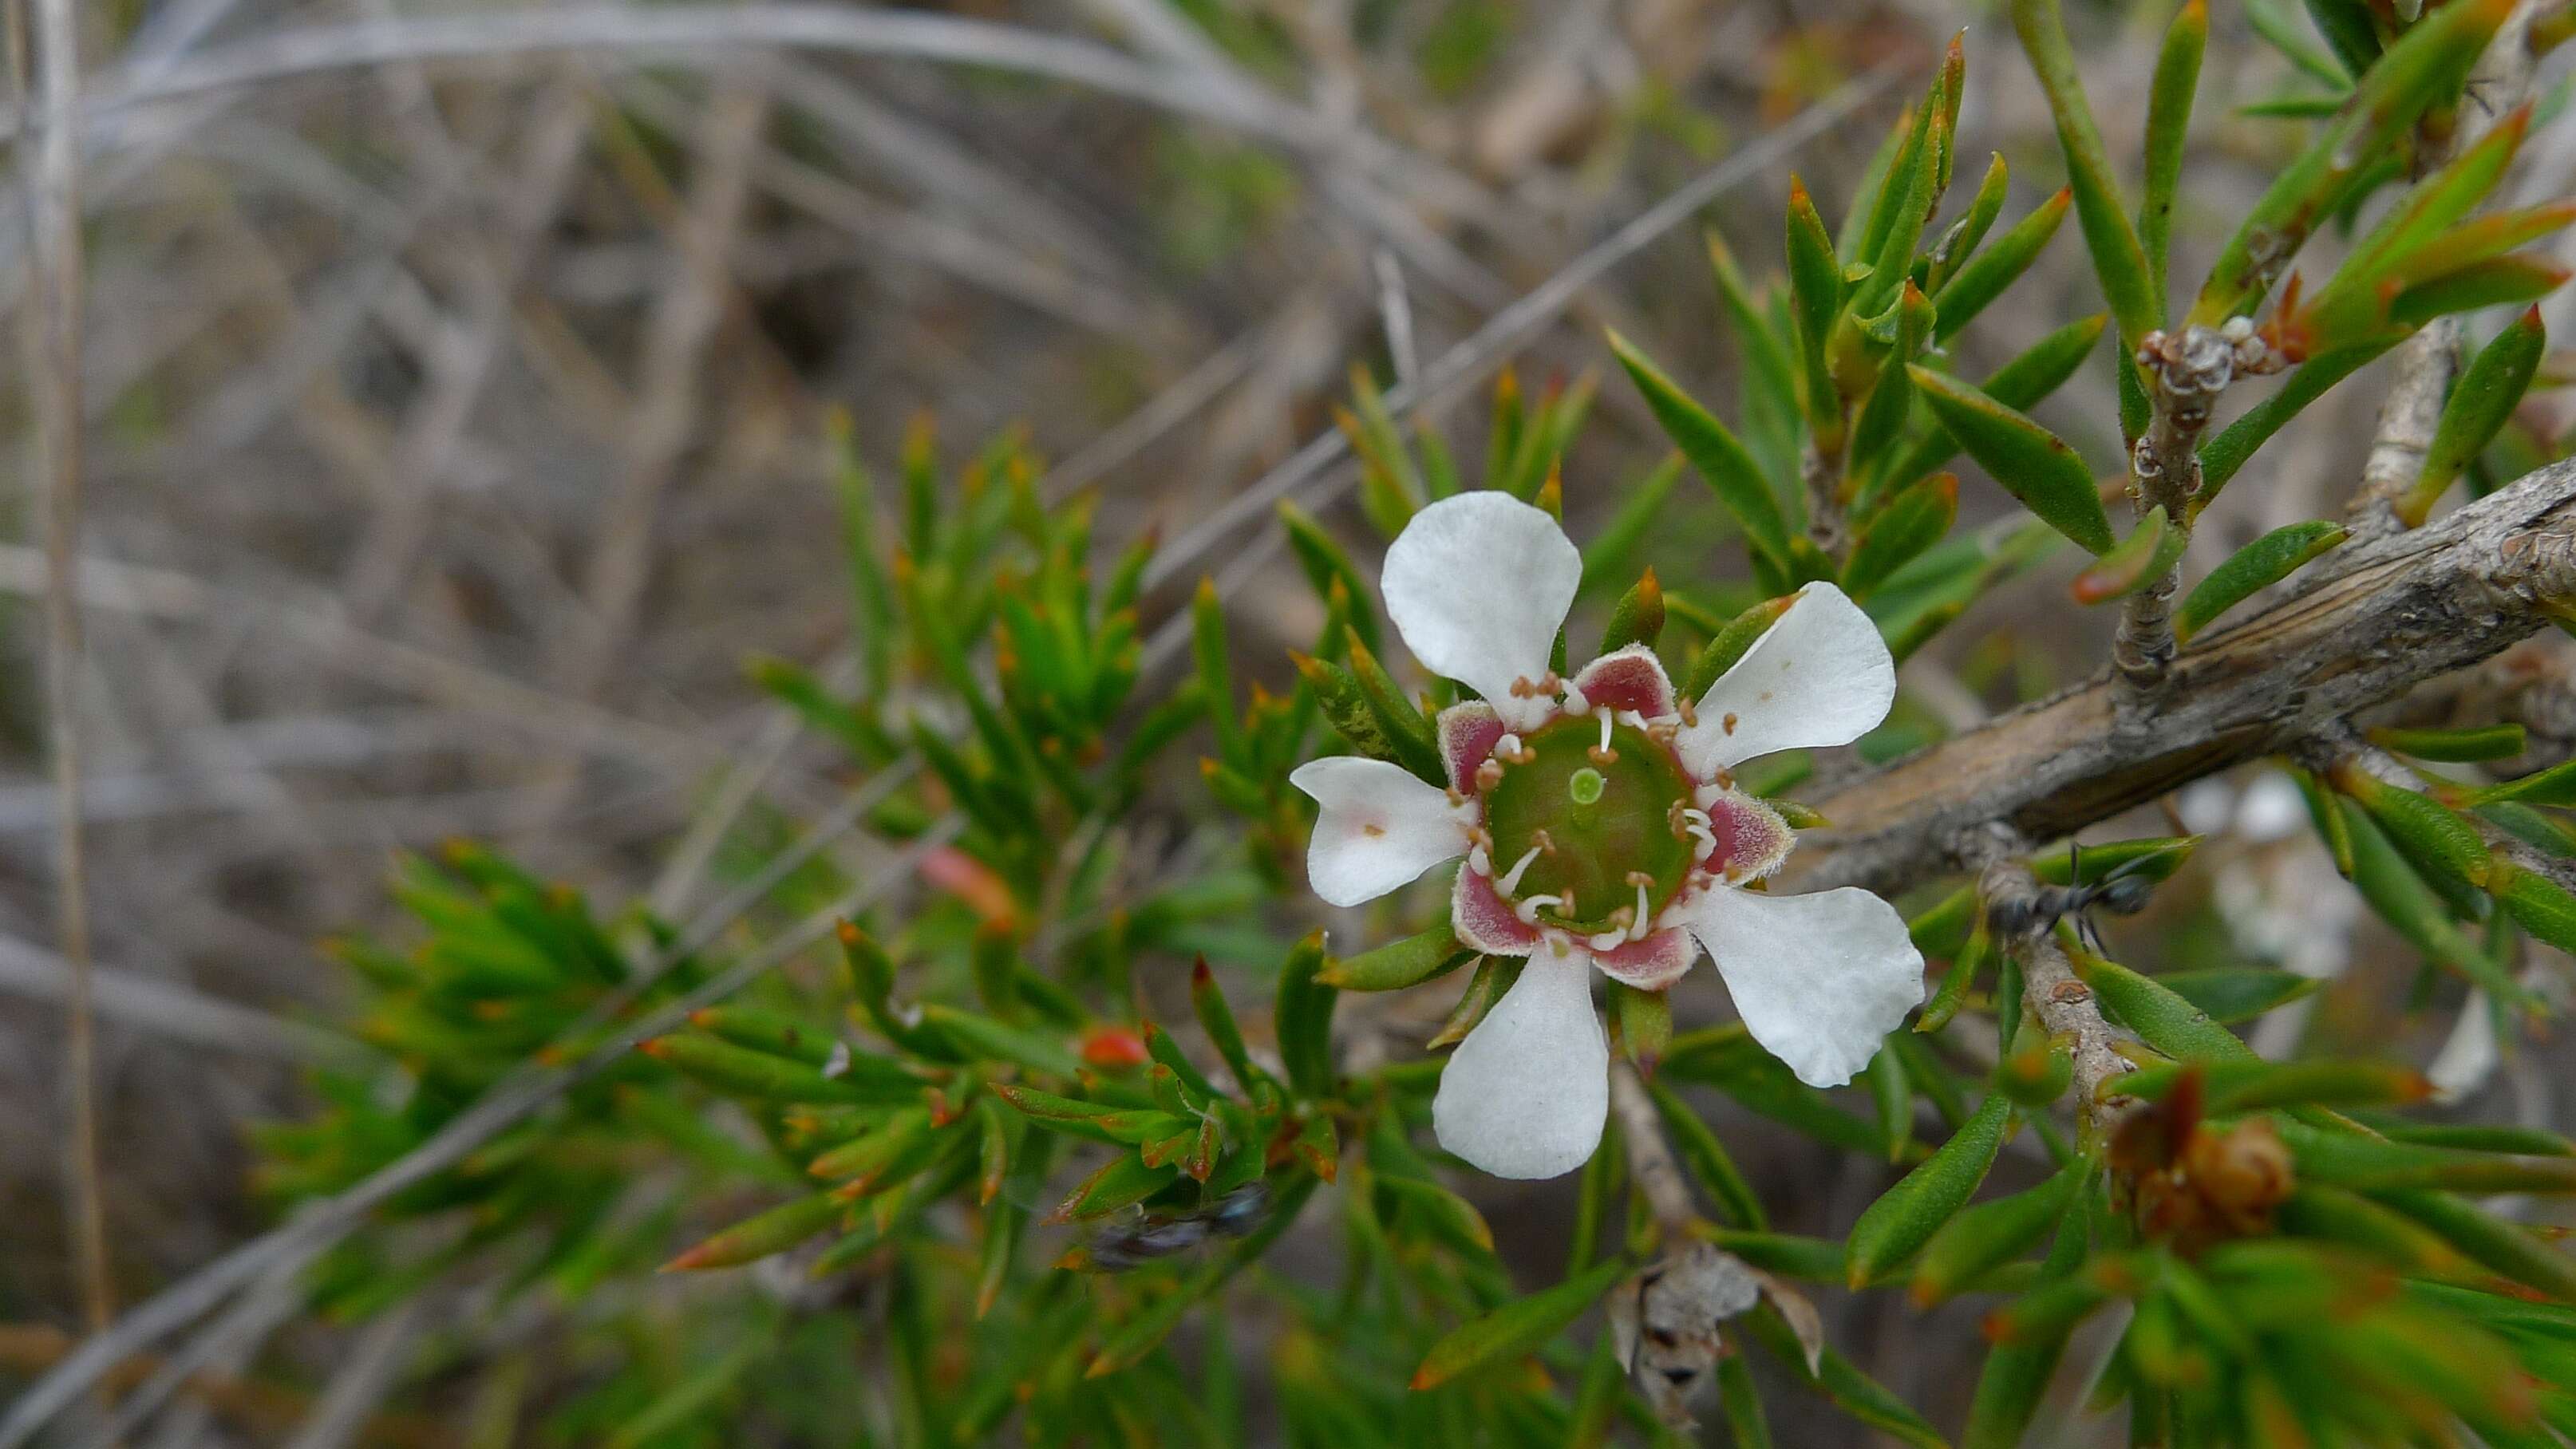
[1607,329,1792,571]
[2475,756,2576,807]
[2402,304,2546,525]
[2333,106,2535,302]
[2191,0,2515,325]
[2174,521,2349,641]
[1869,1042,1913,1163]
[1716,1355,1774,1449]
[2339,797,2514,1003]
[1911,1161,2085,1307]
[1744,1310,1950,1447]
[1859,101,1951,318]
[836,924,951,1058]
[1191,957,1258,1090]
[1580,456,1687,593]
[1274,931,1336,1098]
[1088,1261,1227,1378]
[1708,233,1800,454]
[1055,1152,1180,1221]
[1599,570,1665,653]
[1318,918,1470,992]
[1845,1092,2015,1287]
[2281,1119,2576,1194]
[2109,1058,2432,1114]
[1851,283,1939,481]
[1144,1024,1218,1108]
[2369,722,2528,764]
[662,1192,844,1271]
[1651,1079,1768,1229]
[1345,637,1445,784]
[1428,956,1519,1051]
[1926,152,2009,296]
[638,1033,923,1104]
[1278,503,1381,653]
[1610,981,1673,1069]
[2028,835,2199,887]
[2140,0,2207,310]
[687,1005,836,1066]
[1935,187,2072,341]
[1909,883,1979,960]
[1996,1032,2075,1107]
[1703,1229,1843,1281]
[1884,314,2106,492]
[2493,861,2576,958]
[1293,652,1401,768]
[1409,1258,1630,1390]
[2069,949,2256,1063]
[1844,473,1958,600]
[2277,1184,2469,1274]
[918,1004,1083,1079]
[2336,768,2494,897]
[1787,178,1848,448]
[807,1107,939,1189]
[2247,0,2351,89]
[1962,1210,2093,1448]
[2301,0,2380,77]
[2011,0,2159,344]
[2196,343,2396,506]
[1910,366,2115,554]
[2151,968,2322,1025]
[1915,906,1989,1035]
[2069,505,2185,605]
[2373,1190,2576,1301]
[1661,1026,1885,1154]
[1681,593,1795,701]
[2385,253,2572,333]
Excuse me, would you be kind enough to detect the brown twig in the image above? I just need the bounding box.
[1958,827,2135,1139]
[1791,456,2576,899]
[2116,324,2273,693]
[25,0,115,1358]
[1608,1059,1693,1234]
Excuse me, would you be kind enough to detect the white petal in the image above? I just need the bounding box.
[1681,582,1895,775]
[1382,492,1580,729]
[1290,756,1469,908]
[1678,885,1922,1088]
[1432,947,1608,1179]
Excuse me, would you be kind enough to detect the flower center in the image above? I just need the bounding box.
[1480,716,1694,934]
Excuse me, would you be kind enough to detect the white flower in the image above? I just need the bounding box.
[1290,492,1924,1179]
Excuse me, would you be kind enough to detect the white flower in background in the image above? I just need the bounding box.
[1289,492,1925,1179]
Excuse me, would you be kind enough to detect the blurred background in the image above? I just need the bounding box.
[4,0,2574,1443]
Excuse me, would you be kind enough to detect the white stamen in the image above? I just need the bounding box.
[1687,824,1718,862]
[1468,845,1493,876]
[1495,845,1543,895]
[1617,709,1647,730]
[1598,713,1616,753]
[1630,881,1653,939]
[1681,807,1712,829]
[1561,684,1590,714]
[1514,894,1563,924]
[1588,928,1627,952]
[1495,733,1523,759]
